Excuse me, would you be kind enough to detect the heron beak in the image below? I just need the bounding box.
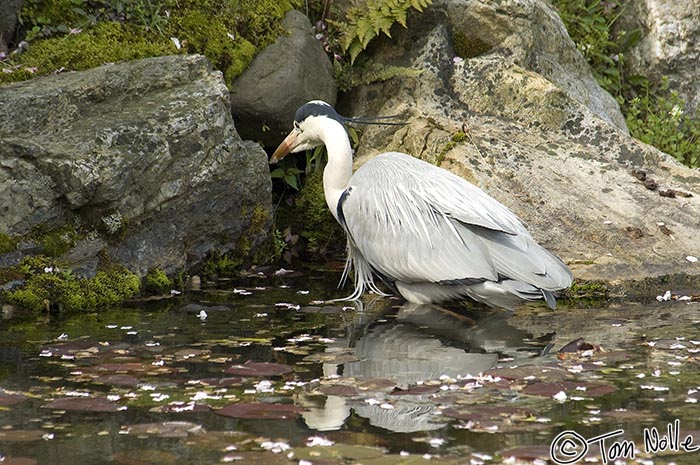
[270,129,299,164]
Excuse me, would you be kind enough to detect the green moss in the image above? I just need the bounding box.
[143,268,172,295]
[451,130,467,143]
[6,258,140,313]
[41,226,80,258]
[0,22,178,83]
[563,280,610,306]
[201,251,243,280]
[4,0,301,86]
[249,205,271,236]
[172,10,256,86]
[435,131,467,166]
[0,233,18,254]
[168,0,300,85]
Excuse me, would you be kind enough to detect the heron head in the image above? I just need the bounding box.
[270,101,342,164]
[270,100,405,164]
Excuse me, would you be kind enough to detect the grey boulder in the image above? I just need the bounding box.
[0,54,271,276]
[230,10,337,146]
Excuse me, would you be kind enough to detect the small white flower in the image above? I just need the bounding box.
[553,391,567,402]
[197,310,208,320]
[670,104,683,119]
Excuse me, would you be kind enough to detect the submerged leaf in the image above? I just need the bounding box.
[45,396,124,412]
[225,361,293,377]
[213,402,305,420]
[122,421,204,438]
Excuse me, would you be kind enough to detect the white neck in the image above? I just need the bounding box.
[320,120,354,221]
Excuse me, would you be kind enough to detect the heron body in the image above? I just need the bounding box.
[271,101,573,309]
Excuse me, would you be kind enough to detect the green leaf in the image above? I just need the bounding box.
[284,174,300,190]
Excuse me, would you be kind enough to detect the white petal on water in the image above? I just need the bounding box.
[306,436,334,447]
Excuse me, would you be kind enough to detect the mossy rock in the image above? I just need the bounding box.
[171,10,256,85]
[0,22,178,83]
[4,0,303,86]
[5,257,140,313]
[143,268,172,295]
[0,233,18,254]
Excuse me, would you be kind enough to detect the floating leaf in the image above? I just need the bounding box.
[152,402,209,414]
[213,402,304,420]
[0,430,45,442]
[94,362,150,372]
[319,384,361,397]
[100,374,142,386]
[523,381,616,398]
[122,421,204,438]
[45,396,124,412]
[194,377,243,387]
[0,391,28,406]
[225,361,293,377]
[487,366,570,382]
[390,385,440,396]
[291,444,386,461]
[172,349,211,360]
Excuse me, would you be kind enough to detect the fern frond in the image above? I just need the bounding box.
[337,0,433,62]
[348,39,365,64]
[372,13,395,36]
[411,0,431,12]
[392,8,407,28]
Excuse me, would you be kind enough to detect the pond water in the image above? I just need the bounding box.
[1,269,700,465]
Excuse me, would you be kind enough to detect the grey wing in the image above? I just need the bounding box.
[339,152,572,290]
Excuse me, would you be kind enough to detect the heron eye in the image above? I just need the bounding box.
[293,121,302,132]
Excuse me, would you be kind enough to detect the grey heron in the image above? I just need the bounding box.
[271,101,573,309]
